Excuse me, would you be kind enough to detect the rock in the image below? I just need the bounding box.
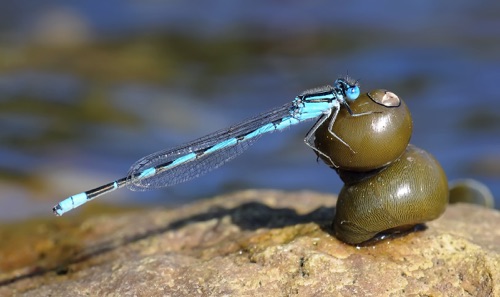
[0,190,499,296]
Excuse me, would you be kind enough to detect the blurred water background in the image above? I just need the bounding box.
[0,1,499,221]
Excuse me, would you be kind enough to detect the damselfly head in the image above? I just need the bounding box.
[335,76,360,101]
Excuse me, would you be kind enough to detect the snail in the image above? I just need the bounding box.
[313,89,449,245]
[313,89,413,171]
[333,144,449,245]
[449,179,494,208]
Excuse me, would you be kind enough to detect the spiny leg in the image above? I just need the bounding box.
[304,111,340,168]
[350,111,379,117]
[327,105,382,153]
[343,102,379,118]
[326,107,356,154]
[304,107,382,168]
[344,102,383,118]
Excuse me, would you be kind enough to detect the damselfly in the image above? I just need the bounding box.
[53,77,361,216]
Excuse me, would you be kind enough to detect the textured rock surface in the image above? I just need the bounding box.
[0,190,499,296]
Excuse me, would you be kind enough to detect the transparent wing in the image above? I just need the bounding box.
[126,102,296,191]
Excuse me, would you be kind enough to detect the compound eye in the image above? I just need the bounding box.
[346,86,360,101]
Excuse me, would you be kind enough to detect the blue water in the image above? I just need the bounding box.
[1,1,499,220]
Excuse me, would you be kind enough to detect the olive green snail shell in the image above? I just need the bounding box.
[449,179,494,208]
[333,145,449,245]
[313,89,413,171]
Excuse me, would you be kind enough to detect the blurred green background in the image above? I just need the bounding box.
[1,1,499,220]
